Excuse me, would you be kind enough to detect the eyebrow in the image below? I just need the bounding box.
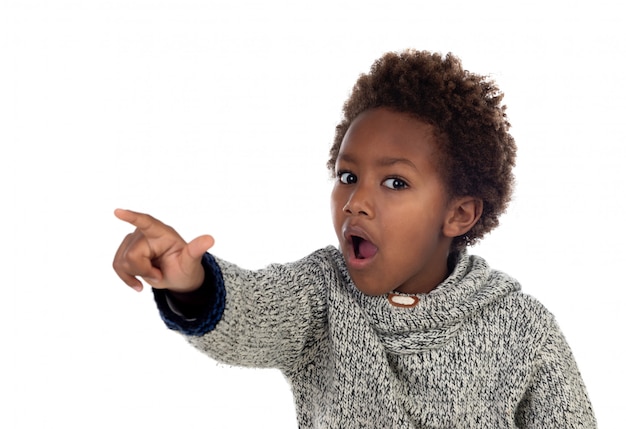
[337,154,419,171]
[377,157,418,170]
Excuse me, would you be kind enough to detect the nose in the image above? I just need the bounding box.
[343,185,374,218]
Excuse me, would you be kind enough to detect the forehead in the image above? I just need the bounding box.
[338,108,439,167]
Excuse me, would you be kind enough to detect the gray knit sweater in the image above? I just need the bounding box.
[155,246,596,428]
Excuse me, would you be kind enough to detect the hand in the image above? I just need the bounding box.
[112,209,215,293]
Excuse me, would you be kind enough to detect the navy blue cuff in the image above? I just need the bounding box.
[153,253,226,336]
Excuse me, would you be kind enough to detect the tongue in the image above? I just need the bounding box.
[358,239,378,259]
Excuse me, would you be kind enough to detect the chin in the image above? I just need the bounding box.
[351,278,390,297]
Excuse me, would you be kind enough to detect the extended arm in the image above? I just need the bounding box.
[113,209,331,371]
[159,251,331,371]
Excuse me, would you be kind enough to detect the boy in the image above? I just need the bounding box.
[113,50,596,427]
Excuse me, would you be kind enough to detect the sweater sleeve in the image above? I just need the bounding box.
[153,253,226,336]
[515,318,597,428]
[157,248,333,371]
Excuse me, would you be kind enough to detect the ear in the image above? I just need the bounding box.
[442,196,483,239]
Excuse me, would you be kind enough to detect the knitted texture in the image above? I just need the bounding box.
[156,247,596,428]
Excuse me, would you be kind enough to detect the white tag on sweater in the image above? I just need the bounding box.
[387,293,419,308]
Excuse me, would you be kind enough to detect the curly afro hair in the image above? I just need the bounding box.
[328,50,516,251]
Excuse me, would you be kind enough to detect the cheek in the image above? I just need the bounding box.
[382,204,441,243]
[330,186,344,230]
[330,184,344,212]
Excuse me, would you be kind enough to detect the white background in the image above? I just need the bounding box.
[2,0,624,427]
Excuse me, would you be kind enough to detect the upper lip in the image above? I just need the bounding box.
[343,223,376,247]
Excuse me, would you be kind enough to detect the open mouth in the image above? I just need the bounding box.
[352,235,378,260]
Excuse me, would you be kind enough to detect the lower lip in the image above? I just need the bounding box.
[346,253,377,270]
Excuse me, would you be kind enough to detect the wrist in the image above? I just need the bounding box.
[153,252,226,336]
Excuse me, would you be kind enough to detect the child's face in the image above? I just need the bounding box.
[331,108,458,296]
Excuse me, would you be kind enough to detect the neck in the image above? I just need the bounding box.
[394,250,456,295]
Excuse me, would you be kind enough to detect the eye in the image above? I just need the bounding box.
[339,172,357,184]
[382,177,408,190]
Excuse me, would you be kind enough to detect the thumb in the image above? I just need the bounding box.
[186,234,215,260]
[173,235,215,292]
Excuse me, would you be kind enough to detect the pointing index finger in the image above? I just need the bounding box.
[114,209,171,237]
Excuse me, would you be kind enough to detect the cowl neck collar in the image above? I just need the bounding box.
[331,248,521,354]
